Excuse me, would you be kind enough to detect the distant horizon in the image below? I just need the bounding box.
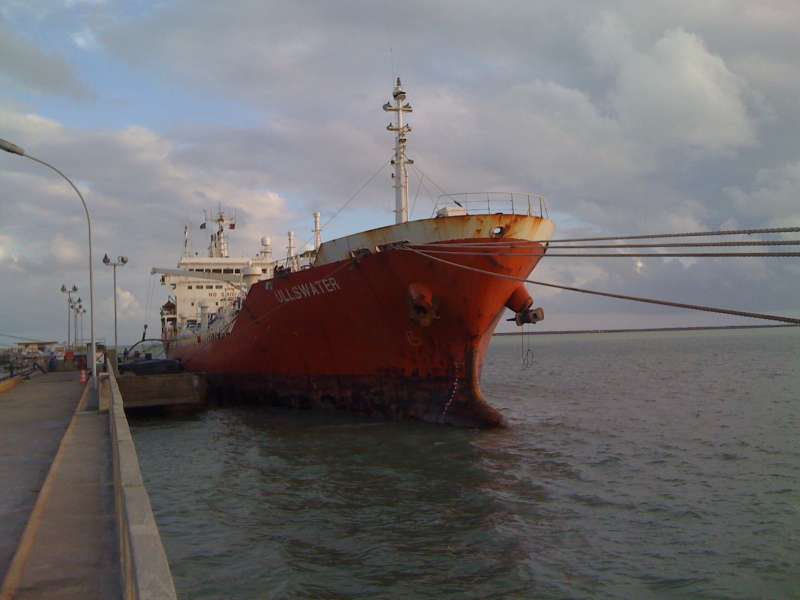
[495,324,797,336]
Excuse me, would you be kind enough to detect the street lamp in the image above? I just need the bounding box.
[103,253,128,350]
[3,138,98,391]
[72,299,82,349]
[60,284,78,350]
[79,307,87,345]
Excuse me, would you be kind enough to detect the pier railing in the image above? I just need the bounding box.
[105,368,177,599]
[434,192,549,218]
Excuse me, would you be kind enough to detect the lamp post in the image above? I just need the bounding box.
[60,284,78,350]
[72,299,82,349]
[103,254,128,350]
[3,138,98,391]
[80,308,86,345]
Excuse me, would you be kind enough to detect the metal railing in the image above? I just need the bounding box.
[434,192,549,219]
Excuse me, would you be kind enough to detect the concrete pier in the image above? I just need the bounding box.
[0,371,176,599]
[117,372,206,410]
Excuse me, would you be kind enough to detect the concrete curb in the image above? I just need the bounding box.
[107,369,177,600]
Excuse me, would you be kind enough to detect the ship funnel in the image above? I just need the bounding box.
[260,236,272,260]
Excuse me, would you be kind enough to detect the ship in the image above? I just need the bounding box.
[154,79,555,427]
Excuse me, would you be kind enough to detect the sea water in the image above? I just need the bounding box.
[131,328,800,599]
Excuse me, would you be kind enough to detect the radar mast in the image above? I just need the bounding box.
[202,206,236,258]
[383,77,413,224]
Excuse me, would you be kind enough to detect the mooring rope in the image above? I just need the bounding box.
[412,249,800,258]
[415,226,800,247]
[403,247,800,325]
[414,239,800,250]
[549,240,800,249]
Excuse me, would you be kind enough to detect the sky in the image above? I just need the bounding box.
[1,0,799,346]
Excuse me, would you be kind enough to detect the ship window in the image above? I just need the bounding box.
[190,302,195,306]
[234,268,241,273]
[206,285,213,289]
[212,268,221,273]
[187,285,193,289]
[262,268,267,273]
[223,268,233,274]
[170,284,176,290]
[215,285,222,289]
[205,268,211,272]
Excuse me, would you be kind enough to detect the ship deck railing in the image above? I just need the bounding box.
[434,192,549,219]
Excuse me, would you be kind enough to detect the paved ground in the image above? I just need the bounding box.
[0,372,119,599]
[0,372,82,578]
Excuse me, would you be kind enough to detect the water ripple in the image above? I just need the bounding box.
[131,328,800,599]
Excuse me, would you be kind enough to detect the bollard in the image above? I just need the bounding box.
[80,369,88,384]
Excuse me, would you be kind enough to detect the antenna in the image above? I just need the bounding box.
[183,224,192,257]
[206,206,235,258]
[313,212,322,250]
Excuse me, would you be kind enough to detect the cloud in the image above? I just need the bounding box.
[0,234,21,270]
[116,287,144,319]
[49,232,83,266]
[71,28,99,51]
[65,0,107,7]
[587,20,757,154]
[724,160,800,225]
[0,107,290,343]
[0,21,92,99]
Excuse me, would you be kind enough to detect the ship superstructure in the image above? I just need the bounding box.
[155,79,555,427]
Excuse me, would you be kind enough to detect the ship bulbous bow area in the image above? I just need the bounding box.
[186,336,515,427]
[205,347,504,428]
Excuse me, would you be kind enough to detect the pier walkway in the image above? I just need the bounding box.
[0,370,176,599]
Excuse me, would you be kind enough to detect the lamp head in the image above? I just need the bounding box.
[103,253,110,265]
[61,284,67,293]
[71,285,78,292]
[119,256,128,265]
[0,138,25,156]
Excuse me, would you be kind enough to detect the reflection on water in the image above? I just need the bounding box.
[132,328,800,599]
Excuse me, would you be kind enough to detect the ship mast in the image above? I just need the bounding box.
[183,224,192,257]
[203,206,236,258]
[383,77,413,224]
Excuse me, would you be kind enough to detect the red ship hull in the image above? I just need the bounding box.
[167,238,545,427]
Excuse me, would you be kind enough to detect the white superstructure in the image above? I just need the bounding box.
[157,209,308,336]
